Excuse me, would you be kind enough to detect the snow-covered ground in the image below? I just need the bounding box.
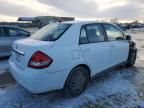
[0,28,144,108]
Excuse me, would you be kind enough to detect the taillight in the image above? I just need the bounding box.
[28,51,53,69]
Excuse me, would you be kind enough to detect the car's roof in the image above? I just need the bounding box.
[62,20,124,32]
[0,25,24,29]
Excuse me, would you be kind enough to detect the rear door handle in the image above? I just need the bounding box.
[111,45,116,47]
[83,48,91,52]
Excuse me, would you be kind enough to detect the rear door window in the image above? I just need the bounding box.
[79,27,88,44]
[8,28,27,37]
[79,24,105,44]
[30,23,72,41]
[9,29,18,36]
[86,24,105,43]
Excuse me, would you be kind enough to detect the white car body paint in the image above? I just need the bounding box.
[9,21,129,93]
[109,40,129,67]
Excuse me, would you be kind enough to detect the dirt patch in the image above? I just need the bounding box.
[0,56,10,61]
[0,72,16,88]
[80,93,140,108]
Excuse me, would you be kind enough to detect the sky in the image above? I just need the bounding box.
[0,0,144,22]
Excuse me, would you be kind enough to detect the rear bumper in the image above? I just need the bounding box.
[9,58,69,93]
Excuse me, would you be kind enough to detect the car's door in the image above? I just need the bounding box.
[0,27,11,57]
[103,24,129,67]
[79,24,110,76]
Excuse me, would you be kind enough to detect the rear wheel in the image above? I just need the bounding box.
[126,50,137,67]
[65,67,90,97]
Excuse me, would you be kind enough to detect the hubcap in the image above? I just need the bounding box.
[70,71,87,93]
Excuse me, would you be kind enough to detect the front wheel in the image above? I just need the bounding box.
[126,49,137,67]
[65,67,90,97]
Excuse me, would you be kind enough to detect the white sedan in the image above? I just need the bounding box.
[9,21,137,97]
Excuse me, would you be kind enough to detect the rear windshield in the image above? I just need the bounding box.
[30,23,71,41]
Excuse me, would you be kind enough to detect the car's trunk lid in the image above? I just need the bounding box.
[12,38,54,69]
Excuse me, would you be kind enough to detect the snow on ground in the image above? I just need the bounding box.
[0,68,141,108]
[0,28,144,108]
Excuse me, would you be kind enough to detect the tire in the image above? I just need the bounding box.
[126,50,137,67]
[65,67,90,97]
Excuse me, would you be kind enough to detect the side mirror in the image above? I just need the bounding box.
[126,35,131,40]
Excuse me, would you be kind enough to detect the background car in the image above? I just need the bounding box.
[0,25,31,57]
